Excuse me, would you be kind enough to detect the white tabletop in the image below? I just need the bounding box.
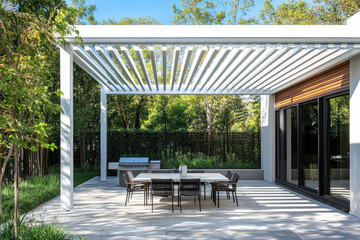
[133,172,228,183]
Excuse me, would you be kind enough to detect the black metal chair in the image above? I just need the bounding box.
[212,173,240,208]
[178,178,201,212]
[123,172,147,206]
[151,178,175,212]
[210,171,233,200]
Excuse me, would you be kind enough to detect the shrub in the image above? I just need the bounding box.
[0,218,84,240]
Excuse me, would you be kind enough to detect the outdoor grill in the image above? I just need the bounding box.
[117,157,149,187]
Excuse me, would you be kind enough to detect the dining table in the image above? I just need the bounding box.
[132,172,229,203]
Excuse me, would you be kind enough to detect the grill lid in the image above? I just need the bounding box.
[119,157,149,164]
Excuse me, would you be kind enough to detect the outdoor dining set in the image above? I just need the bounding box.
[123,170,240,212]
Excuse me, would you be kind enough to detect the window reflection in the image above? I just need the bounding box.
[328,95,349,201]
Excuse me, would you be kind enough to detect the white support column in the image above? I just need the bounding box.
[100,86,107,181]
[60,44,74,210]
[350,54,360,217]
[261,94,276,183]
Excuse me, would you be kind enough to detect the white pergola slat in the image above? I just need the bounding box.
[72,43,360,95]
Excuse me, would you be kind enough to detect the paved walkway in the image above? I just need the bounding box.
[29,177,360,240]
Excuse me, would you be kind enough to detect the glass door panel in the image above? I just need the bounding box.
[285,107,298,185]
[301,102,318,190]
[328,95,350,201]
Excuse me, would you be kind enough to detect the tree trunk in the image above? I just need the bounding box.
[134,96,148,129]
[14,145,20,237]
[0,144,14,224]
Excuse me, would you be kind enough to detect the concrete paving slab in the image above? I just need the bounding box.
[29,177,360,240]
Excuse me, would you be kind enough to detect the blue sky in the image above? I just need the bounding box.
[66,0,290,25]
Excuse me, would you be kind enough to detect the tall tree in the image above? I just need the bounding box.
[0,0,78,234]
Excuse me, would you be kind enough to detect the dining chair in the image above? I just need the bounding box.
[151,178,175,212]
[213,173,240,208]
[123,172,147,206]
[178,178,201,212]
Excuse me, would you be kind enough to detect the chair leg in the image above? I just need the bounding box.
[235,191,239,206]
[125,191,128,206]
[232,191,235,203]
[172,195,174,213]
[204,184,206,200]
[152,194,154,212]
[217,190,220,208]
[199,195,201,212]
[144,189,146,206]
[180,195,182,212]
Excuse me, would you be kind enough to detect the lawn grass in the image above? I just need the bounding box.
[1,171,99,224]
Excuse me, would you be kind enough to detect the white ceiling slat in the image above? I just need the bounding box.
[73,53,114,91]
[85,45,124,91]
[192,46,220,91]
[97,46,133,91]
[199,46,232,91]
[206,46,242,91]
[162,47,167,91]
[212,46,253,91]
[178,46,194,90]
[170,46,181,91]
[261,45,332,90]
[274,45,360,92]
[184,46,207,91]
[241,45,289,91]
[247,46,304,91]
[121,46,145,91]
[108,46,139,91]
[222,46,266,91]
[269,45,354,91]
[135,46,152,90]
[253,45,318,91]
[75,46,120,91]
[149,46,159,90]
[234,46,279,91]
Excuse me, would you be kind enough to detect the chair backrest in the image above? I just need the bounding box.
[230,173,240,188]
[179,178,201,194]
[123,172,131,189]
[225,170,233,179]
[151,179,174,196]
[127,170,135,181]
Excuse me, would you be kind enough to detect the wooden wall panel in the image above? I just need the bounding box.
[275,61,349,109]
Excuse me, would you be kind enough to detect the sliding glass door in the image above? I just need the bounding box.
[326,95,350,201]
[300,102,319,191]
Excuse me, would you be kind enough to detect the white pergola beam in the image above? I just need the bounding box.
[135,46,152,90]
[192,46,220,90]
[149,46,159,90]
[97,46,133,91]
[178,46,194,90]
[66,25,360,44]
[185,46,207,91]
[100,86,107,182]
[108,46,139,91]
[162,47,167,90]
[121,46,145,91]
[170,46,181,91]
[60,44,74,210]
[200,46,232,91]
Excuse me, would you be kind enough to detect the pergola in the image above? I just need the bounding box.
[58,12,360,217]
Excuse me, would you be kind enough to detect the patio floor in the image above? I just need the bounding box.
[29,177,360,240]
